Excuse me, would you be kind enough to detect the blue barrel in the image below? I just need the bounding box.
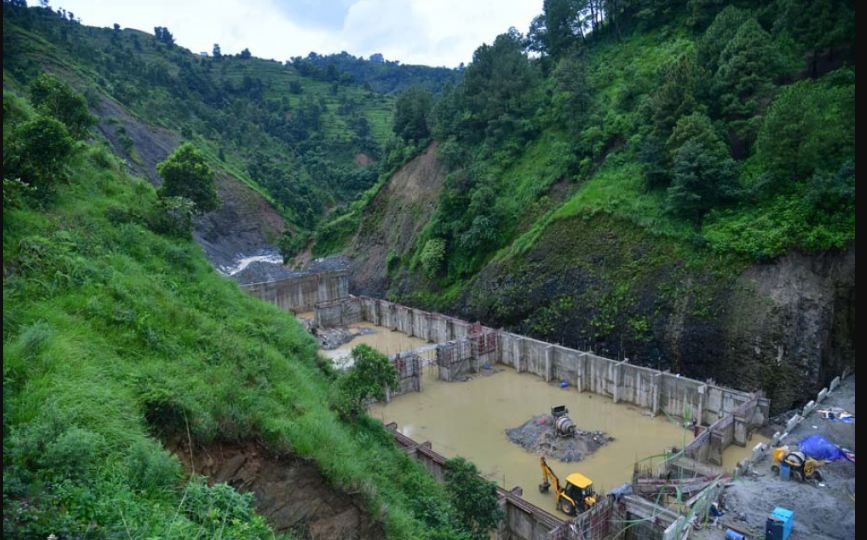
[725,529,745,540]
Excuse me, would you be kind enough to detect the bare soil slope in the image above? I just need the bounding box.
[347,142,446,296]
[94,93,286,269]
[167,438,385,539]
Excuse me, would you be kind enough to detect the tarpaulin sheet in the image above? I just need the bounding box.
[798,434,848,461]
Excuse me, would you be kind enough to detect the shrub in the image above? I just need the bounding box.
[419,238,446,278]
[146,195,195,238]
[3,116,74,202]
[124,439,181,493]
[28,73,96,139]
[444,457,503,540]
[333,344,397,418]
[156,143,219,213]
[3,177,36,208]
[182,476,273,537]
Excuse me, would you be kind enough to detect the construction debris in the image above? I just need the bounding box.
[313,325,376,350]
[506,414,614,462]
[818,407,854,423]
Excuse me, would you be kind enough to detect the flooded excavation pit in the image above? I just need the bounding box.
[369,366,695,510]
[506,413,614,463]
[370,365,768,512]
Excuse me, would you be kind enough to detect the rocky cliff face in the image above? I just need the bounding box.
[722,248,855,411]
[452,214,854,414]
[345,147,854,414]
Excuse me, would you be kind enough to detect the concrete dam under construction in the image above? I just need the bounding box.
[241,269,848,540]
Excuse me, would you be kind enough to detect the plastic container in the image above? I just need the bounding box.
[725,530,745,540]
[779,462,790,480]
[559,380,569,388]
[766,507,794,540]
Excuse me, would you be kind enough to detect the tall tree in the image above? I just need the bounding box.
[457,29,540,144]
[755,74,854,191]
[393,86,432,143]
[649,53,701,141]
[550,45,590,132]
[665,113,737,223]
[695,6,750,75]
[153,26,174,46]
[773,0,854,78]
[713,18,779,153]
[541,0,584,58]
[685,0,727,29]
[156,143,219,213]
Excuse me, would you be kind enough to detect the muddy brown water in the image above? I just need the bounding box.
[319,322,433,367]
[312,320,768,511]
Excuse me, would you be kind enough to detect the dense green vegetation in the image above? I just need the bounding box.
[2,83,495,538]
[1,2,422,233]
[325,0,854,294]
[290,51,460,95]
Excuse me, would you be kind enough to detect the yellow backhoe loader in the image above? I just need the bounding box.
[538,456,597,516]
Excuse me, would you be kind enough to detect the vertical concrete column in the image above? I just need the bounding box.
[495,330,503,365]
[733,416,747,446]
[696,384,706,424]
[577,353,587,392]
[612,361,623,403]
[514,337,524,373]
[651,372,661,416]
[544,346,553,382]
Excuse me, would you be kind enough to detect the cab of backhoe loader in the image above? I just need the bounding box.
[563,473,597,514]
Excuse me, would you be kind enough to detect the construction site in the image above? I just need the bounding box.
[245,270,855,540]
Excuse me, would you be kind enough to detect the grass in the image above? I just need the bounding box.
[3,91,466,539]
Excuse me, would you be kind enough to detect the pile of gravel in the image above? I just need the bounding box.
[506,415,614,462]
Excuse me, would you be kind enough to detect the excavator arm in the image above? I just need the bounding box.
[539,456,561,494]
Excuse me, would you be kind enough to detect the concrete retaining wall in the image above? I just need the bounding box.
[242,271,349,313]
[356,295,766,468]
[356,296,757,426]
[315,297,362,327]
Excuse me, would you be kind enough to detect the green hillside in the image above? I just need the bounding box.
[321,0,854,305]
[2,3,405,230]
[1,79,479,540]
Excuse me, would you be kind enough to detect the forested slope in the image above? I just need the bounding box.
[2,3,458,254]
[320,0,855,412]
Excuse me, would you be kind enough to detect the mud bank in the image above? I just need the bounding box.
[165,438,385,540]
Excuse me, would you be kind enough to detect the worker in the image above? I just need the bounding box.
[691,418,699,437]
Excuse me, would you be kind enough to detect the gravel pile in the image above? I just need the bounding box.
[506,414,614,462]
